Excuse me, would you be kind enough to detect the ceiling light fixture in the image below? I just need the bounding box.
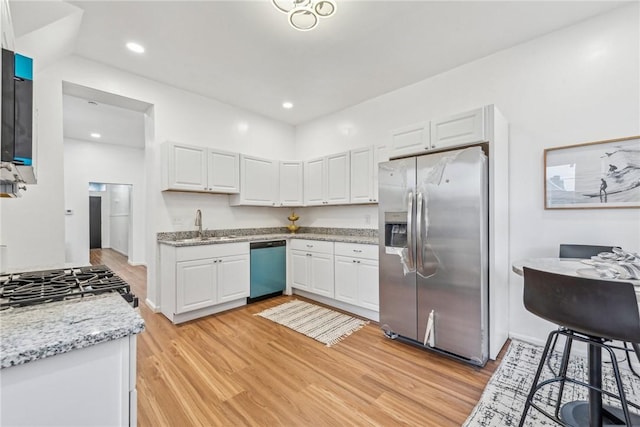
[272,0,336,31]
[126,42,145,54]
[282,101,294,109]
[90,133,101,139]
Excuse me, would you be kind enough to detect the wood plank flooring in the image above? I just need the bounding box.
[91,248,504,426]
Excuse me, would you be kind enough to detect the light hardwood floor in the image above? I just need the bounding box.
[91,248,504,426]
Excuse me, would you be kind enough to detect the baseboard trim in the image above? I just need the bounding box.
[128,260,147,267]
[145,298,160,313]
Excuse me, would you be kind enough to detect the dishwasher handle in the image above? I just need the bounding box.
[250,240,286,250]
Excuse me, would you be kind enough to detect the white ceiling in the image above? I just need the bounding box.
[10,0,629,127]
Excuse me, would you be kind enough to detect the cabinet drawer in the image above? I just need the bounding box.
[289,239,333,254]
[175,242,249,262]
[334,242,378,260]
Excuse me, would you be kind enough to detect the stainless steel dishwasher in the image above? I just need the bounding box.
[248,240,286,303]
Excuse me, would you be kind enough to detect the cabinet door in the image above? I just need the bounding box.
[334,256,358,305]
[389,123,429,159]
[217,255,250,303]
[304,157,325,206]
[350,147,373,204]
[176,259,216,313]
[291,250,310,291]
[279,161,304,206]
[238,155,279,206]
[430,107,485,150]
[326,152,350,205]
[309,252,334,298]
[358,259,379,311]
[208,150,239,193]
[166,143,208,192]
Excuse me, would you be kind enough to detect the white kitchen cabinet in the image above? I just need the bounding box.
[208,149,240,193]
[163,141,239,193]
[176,259,216,313]
[430,107,486,150]
[290,239,334,298]
[389,122,430,159]
[350,146,375,204]
[334,243,379,311]
[160,242,250,323]
[230,154,279,206]
[304,152,350,205]
[278,160,304,206]
[1,335,137,426]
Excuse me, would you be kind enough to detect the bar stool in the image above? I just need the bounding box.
[519,267,640,426]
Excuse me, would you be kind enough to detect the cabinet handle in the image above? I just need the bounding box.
[353,249,362,253]
[306,244,313,248]
[352,260,356,263]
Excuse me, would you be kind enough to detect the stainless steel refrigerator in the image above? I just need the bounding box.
[378,146,488,366]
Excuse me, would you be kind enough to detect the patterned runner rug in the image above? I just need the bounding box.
[255,300,368,347]
[464,340,640,426]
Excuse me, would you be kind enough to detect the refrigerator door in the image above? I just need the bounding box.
[378,157,418,340]
[415,147,488,364]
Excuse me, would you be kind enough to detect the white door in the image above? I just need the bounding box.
[430,107,486,150]
[350,147,373,204]
[240,155,279,206]
[217,255,250,303]
[279,161,304,206]
[167,143,207,191]
[291,250,310,291]
[309,252,334,298]
[389,123,430,158]
[208,150,239,193]
[358,259,379,311]
[334,256,358,305]
[326,152,350,205]
[304,157,325,206]
[176,259,216,313]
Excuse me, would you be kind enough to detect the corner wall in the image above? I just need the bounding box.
[293,4,640,343]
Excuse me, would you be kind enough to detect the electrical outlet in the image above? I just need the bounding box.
[364,214,371,225]
[172,217,185,226]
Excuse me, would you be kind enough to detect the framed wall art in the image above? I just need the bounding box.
[544,135,640,209]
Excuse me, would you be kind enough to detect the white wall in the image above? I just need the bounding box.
[2,54,295,307]
[294,4,640,344]
[108,184,130,256]
[64,138,143,266]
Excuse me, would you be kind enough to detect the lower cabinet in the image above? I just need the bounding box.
[290,240,379,320]
[334,243,379,311]
[290,239,334,298]
[160,242,250,323]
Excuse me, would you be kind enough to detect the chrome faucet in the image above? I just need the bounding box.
[195,209,203,239]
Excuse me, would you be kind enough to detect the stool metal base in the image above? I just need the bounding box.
[561,401,640,426]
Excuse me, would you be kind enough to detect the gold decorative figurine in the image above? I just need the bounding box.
[287,211,300,234]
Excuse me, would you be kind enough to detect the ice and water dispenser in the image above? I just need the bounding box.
[384,212,408,249]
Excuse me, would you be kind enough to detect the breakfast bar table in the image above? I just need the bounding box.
[512,258,640,427]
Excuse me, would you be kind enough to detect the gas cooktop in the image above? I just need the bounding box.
[0,265,138,310]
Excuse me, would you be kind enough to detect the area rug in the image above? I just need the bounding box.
[464,340,640,426]
[255,300,368,347]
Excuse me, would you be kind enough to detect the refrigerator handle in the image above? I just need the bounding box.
[416,191,424,276]
[406,191,415,270]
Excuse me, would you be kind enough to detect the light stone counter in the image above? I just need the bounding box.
[0,293,145,369]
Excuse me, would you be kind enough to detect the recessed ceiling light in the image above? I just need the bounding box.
[90,133,101,139]
[282,102,294,109]
[126,42,145,54]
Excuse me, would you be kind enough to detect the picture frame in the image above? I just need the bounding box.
[544,135,640,209]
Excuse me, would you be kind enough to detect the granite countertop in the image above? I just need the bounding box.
[157,227,379,247]
[1,293,145,369]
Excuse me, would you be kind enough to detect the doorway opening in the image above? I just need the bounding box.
[88,182,133,258]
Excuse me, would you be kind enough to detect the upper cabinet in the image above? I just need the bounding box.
[229,154,279,206]
[162,141,239,193]
[430,107,486,150]
[304,152,350,206]
[389,122,430,159]
[278,160,304,207]
[350,147,375,204]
